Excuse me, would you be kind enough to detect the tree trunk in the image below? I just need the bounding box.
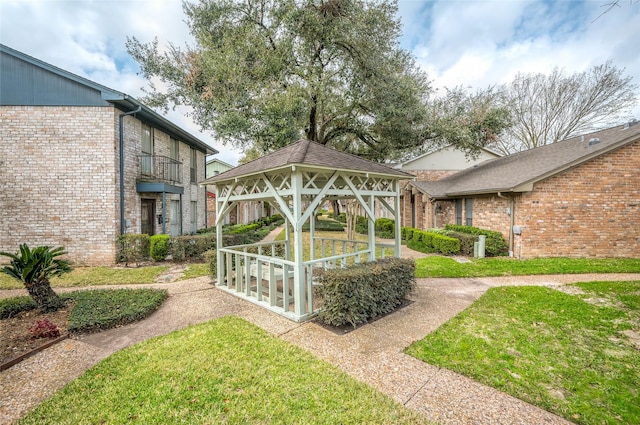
[26,280,65,313]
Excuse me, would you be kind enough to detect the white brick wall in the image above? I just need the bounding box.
[1,105,209,265]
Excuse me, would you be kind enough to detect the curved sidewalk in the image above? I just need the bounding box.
[2,272,639,424]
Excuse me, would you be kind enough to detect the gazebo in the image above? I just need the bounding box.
[202,139,413,322]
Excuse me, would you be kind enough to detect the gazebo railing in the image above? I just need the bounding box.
[217,238,396,322]
[218,241,299,316]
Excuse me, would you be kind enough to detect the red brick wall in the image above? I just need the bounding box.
[515,140,640,258]
[443,141,640,258]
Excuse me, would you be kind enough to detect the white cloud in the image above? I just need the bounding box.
[1,0,638,163]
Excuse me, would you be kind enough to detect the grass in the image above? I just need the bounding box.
[18,316,430,425]
[414,256,640,278]
[406,282,640,425]
[181,262,210,279]
[0,266,170,290]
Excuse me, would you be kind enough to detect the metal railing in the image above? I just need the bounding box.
[139,154,182,184]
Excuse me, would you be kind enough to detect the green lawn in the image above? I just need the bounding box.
[406,282,640,425]
[415,256,640,278]
[0,266,170,290]
[19,317,430,425]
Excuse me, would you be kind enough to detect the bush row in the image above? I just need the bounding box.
[316,258,416,327]
[117,215,285,264]
[444,224,508,256]
[406,229,461,255]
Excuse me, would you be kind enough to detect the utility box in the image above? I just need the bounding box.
[513,225,522,235]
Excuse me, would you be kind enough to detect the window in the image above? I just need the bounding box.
[170,200,180,236]
[465,198,473,226]
[168,138,180,182]
[141,123,153,175]
[190,148,197,184]
[190,201,198,233]
[455,199,463,225]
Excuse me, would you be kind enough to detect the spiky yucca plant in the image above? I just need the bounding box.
[0,244,72,312]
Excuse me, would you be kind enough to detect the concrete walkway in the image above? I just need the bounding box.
[3,271,639,424]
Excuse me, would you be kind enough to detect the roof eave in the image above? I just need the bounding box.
[200,162,413,186]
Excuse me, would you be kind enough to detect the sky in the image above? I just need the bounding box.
[1,0,639,165]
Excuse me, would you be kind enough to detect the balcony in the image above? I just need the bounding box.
[139,154,182,184]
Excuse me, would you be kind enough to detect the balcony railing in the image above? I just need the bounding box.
[139,154,182,184]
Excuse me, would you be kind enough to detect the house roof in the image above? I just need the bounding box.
[206,157,234,168]
[410,122,640,198]
[202,139,413,184]
[0,44,217,155]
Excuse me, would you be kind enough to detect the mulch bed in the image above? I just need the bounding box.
[0,305,71,367]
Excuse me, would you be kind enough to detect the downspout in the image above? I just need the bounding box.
[497,192,515,256]
[118,106,142,235]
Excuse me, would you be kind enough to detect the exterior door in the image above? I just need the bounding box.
[141,199,155,235]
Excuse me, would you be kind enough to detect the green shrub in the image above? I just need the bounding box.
[117,234,150,264]
[445,231,476,256]
[205,249,217,278]
[375,218,395,239]
[401,227,414,241]
[0,295,36,318]
[65,288,167,333]
[444,224,508,256]
[355,216,369,234]
[336,212,346,223]
[316,258,416,327]
[149,234,170,261]
[406,229,460,255]
[169,234,215,262]
[303,219,345,232]
[432,233,461,255]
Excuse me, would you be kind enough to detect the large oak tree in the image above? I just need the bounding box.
[127,0,508,160]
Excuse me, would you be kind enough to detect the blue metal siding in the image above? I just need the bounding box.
[0,51,109,106]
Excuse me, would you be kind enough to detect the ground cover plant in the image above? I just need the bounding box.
[406,283,640,425]
[414,256,640,278]
[18,317,429,425]
[1,288,167,365]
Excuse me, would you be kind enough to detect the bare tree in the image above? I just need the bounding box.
[592,0,639,22]
[496,62,638,154]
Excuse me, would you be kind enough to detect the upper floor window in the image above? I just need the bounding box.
[141,123,154,175]
[190,148,197,184]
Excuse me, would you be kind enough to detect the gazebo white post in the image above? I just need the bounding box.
[394,180,402,258]
[368,194,376,261]
[291,168,305,317]
[309,204,315,262]
[215,183,224,286]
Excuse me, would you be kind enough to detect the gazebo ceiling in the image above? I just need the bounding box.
[201,139,413,185]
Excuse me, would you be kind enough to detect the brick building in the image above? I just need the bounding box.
[0,45,217,265]
[398,145,501,228]
[406,123,640,258]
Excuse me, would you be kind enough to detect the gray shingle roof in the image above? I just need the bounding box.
[410,123,640,198]
[202,139,413,183]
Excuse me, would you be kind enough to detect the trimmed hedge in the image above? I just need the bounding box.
[117,234,150,264]
[150,234,170,261]
[445,231,476,256]
[316,258,416,327]
[375,218,395,239]
[169,233,216,262]
[406,229,461,255]
[444,224,508,256]
[302,219,345,232]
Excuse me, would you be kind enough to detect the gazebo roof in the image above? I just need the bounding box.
[202,139,413,184]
